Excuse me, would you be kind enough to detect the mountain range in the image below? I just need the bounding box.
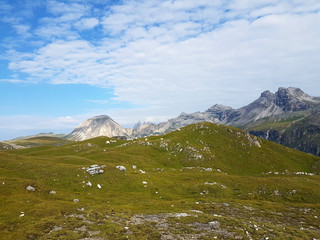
[65,87,320,156]
[1,88,320,239]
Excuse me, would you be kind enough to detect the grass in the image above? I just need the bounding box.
[0,122,319,239]
[7,136,73,148]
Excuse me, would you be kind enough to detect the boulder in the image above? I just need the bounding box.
[116,165,126,172]
[26,185,35,191]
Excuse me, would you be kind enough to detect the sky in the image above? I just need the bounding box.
[0,0,320,140]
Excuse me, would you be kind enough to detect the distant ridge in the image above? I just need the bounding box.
[64,87,320,156]
[10,132,66,141]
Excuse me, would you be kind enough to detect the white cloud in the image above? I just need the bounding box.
[74,17,99,30]
[47,0,88,16]
[2,0,320,118]
[13,24,31,38]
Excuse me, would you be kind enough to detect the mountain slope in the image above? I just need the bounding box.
[10,132,66,141]
[249,112,320,156]
[1,122,319,239]
[8,136,72,148]
[64,87,320,156]
[133,87,320,155]
[65,115,133,141]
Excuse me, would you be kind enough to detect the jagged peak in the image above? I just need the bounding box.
[260,90,274,99]
[276,87,317,102]
[206,104,233,112]
[133,121,154,130]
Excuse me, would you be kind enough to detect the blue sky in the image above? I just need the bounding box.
[0,0,320,140]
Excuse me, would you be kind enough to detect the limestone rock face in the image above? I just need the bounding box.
[275,87,318,111]
[65,115,133,141]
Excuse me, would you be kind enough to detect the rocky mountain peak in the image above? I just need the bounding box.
[260,90,275,99]
[133,121,154,130]
[66,115,132,141]
[275,87,318,111]
[206,104,233,112]
[205,104,236,122]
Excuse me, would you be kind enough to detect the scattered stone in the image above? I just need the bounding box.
[19,212,24,217]
[49,190,56,194]
[173,213,189,217]
[26,185,35,191]
[50,226,62,232]
[2,182,5,185]
[116,165,126,172]
[86,164,105,175]
[274,190,281,196]
[139,169,146,174]
[74,225,87,232]
[88,230,101,236]
[97,184,101,189]
[132,165,137,169]
[73,199,79,203]
[142,181,148,185]
[106,140,110,144]
[86,181,92,187]
[209,221,220,228]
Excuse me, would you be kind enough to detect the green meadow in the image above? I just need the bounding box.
[1,122,319,239]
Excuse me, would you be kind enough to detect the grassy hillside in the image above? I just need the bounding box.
[6,136,73,148]
[0,122,319,239]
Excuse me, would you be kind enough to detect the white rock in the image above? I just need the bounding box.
[86,164,105,175]
[97,184,101,189]
[142,181,148,185]
[73,199,79,203]
[26,185,35,191]
[173,213,188,217]
[132,165,137,169]
[19,212,24,217]
[209,221,220,228]
[139,169,146,174]
[106,141,110,144]
[49,190,56,195]
[86,181,92,187]
[116,165,126,172]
